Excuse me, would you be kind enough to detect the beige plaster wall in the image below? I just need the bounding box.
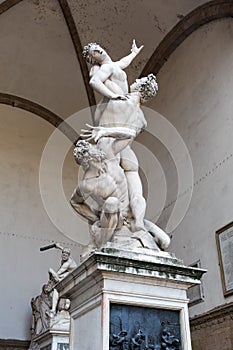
[70,0,207,82]
[0,105,83,340]
[0,0,230,341]
[147,18,233,317]
[0,0,89,117]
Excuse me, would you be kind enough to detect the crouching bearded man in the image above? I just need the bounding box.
[70,126,170,257]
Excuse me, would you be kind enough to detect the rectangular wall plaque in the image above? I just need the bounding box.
[110,304,181,349]
[216,222,233,296]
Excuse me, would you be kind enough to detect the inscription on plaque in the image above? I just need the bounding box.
[110,304,181,349]
[216,223,233,296]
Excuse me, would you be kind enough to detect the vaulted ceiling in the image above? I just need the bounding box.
[0,0,233,139]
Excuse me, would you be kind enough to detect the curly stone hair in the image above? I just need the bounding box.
[82,43,103,64]
[73,140,106,169]
[133,74,158,103]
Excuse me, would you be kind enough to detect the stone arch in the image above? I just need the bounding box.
[141,0,233,76]
[0,93,78,142]
[0,0,96,111]
[0,0,22,15]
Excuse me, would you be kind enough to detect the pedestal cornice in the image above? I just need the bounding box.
[56,248,206,300]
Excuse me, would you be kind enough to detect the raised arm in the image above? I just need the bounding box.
[89,65,127,100]
[117,40,143,69]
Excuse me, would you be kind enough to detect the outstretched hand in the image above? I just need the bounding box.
[81,124,105,142]
[131,39,144,55]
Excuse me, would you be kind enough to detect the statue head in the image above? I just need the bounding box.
[74,140,106,170]
[83,43,107,65]
[130,74,158,103]
[42,280,54,294]
[58,298,71,311]
[62,248,71,261]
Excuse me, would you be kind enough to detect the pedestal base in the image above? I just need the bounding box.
[33,329,69,350]
[56,248,205,350]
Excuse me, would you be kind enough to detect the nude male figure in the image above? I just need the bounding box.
[71,126,170,251]
[70,127,136,246]
[48,243,77,283]
[83,41,149,232]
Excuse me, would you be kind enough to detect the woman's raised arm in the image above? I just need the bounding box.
[117,40,143,69]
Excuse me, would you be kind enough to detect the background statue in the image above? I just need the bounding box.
[48,243,77,283]
[50,298,71,331]
[29,282,71,348]
[30,281,54,336]
[28,245,74,348]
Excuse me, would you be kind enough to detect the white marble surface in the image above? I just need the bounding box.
[56,249,205,350]
[33,329,69,350]
[71,42,169,253]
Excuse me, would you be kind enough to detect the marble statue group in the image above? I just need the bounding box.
[70,40,170,259]
[27,41,199,350]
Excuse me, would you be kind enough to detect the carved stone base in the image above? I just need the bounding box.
[32,330,69,350]
[80,227,160,262]
[56,248,205,350]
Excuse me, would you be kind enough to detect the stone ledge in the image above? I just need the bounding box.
[0,339,30,349]
[190,302,233,329]
[56,249,206,297]
[33,329,70,344]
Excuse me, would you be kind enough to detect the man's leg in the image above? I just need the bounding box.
[92,197,121,247]
[125,171,146,231]
[144,219,170,250]
[51,288,59,316]
[121,147,146,231]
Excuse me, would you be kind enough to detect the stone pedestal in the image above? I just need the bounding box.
[33,329,69,350]
[56,247,205,350]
